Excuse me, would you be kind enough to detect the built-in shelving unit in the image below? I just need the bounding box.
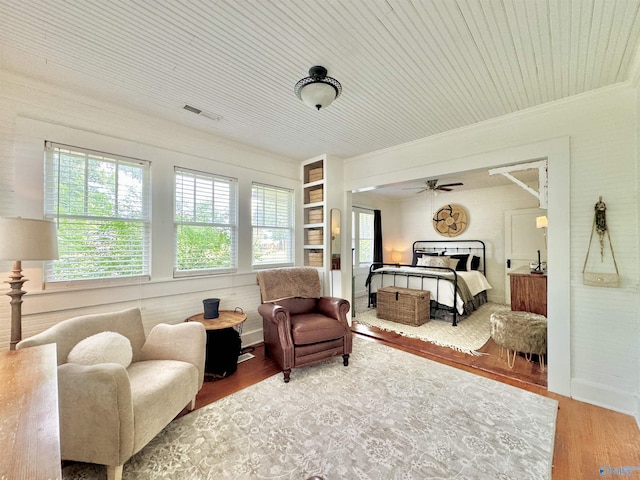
[303,159,325,267]
[301,154,348,301]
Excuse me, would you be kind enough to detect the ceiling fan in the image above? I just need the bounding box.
[405,179,464,194]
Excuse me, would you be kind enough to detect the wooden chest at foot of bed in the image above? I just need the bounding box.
[376,286,430,326]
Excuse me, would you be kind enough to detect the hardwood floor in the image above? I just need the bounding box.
[352,320,548,388]
[194,346,280,409]
[194,336,640,480]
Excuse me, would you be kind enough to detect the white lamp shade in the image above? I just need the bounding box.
[536,216,548,229]
[299,82,338,110]
[0,217,59,261]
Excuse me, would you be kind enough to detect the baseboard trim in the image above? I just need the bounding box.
[241,327,263,349]
[571,378,637,418]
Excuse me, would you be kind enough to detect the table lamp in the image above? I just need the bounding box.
[536,215,548,247]
[0,217,59,350]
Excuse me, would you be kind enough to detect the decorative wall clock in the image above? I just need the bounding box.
[433,204,468,237]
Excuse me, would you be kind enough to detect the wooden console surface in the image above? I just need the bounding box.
[0,343,61,479]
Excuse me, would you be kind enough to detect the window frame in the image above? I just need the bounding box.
[251,182,295,270]
[43,142,151,287]
[352,207,375,267]
[173,166,238,277]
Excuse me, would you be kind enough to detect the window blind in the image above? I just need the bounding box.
[352,208,374,266]
[174,167,238,275]
[44,142,151,283]
[359,211,374,264]
[251,183,294,267]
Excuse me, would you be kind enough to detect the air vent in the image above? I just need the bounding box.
[183,104,222,121]
[183,104,202,114]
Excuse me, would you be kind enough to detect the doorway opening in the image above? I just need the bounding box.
[344,137,570,395]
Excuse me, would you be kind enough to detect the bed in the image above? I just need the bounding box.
[365,240,492,326]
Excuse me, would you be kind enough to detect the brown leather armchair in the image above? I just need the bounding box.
[256,267,352,382]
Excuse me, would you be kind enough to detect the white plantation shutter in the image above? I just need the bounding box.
[359,211,374,264]
[174,167,237,275]
[252,183,294,267]
[44,142,151,283]
[352,208,374,266]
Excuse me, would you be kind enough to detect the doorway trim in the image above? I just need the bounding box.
[344,137,571,396]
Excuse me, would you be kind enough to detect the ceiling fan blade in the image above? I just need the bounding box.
[436,187,453,191]
[437,182,464,188]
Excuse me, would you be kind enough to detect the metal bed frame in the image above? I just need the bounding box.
[366,240,486,326]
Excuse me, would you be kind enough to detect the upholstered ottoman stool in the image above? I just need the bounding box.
[490,311,547,371]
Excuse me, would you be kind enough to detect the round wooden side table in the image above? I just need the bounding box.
[186,308,247,378]
[186,308,247,334]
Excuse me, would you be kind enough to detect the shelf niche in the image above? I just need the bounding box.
[303,159,325,268]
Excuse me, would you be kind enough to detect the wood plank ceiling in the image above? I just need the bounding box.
[1,0,640,162]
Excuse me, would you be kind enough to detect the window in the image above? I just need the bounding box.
[174,167,237,275]
[252,183,294,268]
[352,208,374,266]
[44,142,151,283]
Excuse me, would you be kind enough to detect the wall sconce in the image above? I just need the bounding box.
[391,251,402,263]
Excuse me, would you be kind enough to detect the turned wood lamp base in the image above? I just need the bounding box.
[6,260,27,351]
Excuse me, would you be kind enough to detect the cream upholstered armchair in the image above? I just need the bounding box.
[256,267,352,383]
[17,307,206,480]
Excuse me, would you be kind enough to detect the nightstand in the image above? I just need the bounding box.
[508,268,547,316]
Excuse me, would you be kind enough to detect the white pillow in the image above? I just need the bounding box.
[67,331,133,368]
[416,256,430,266]
[420,256,450,268]
[442,256,460,269]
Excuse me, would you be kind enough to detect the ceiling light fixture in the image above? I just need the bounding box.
[294,66,342,111]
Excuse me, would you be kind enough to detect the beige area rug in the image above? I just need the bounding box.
[63,336,557,480]
[355,301,511,355]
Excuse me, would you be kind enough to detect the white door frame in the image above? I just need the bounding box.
[344,137,571,396]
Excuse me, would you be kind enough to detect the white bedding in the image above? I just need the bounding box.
[367,267,492,314]
[458,271,493,297]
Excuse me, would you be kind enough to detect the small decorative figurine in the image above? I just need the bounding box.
[594,196,607,261]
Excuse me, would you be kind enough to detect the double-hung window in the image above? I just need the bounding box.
[352,207,374,266]
[251,183,294,268]
[44,142,151,284]
[174,167,237,275]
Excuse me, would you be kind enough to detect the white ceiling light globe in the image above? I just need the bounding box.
[300,82,338,111]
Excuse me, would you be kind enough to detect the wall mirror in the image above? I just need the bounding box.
[330,208,341,270]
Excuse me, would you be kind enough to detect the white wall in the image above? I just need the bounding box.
[344,85,639,417]
[350,192,403,297]
[0,70,300,349]
[384,184,539,303]
[1,68,638,422]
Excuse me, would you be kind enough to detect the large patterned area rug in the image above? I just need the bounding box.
[63,337,557,480]
[355,301,511,355]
